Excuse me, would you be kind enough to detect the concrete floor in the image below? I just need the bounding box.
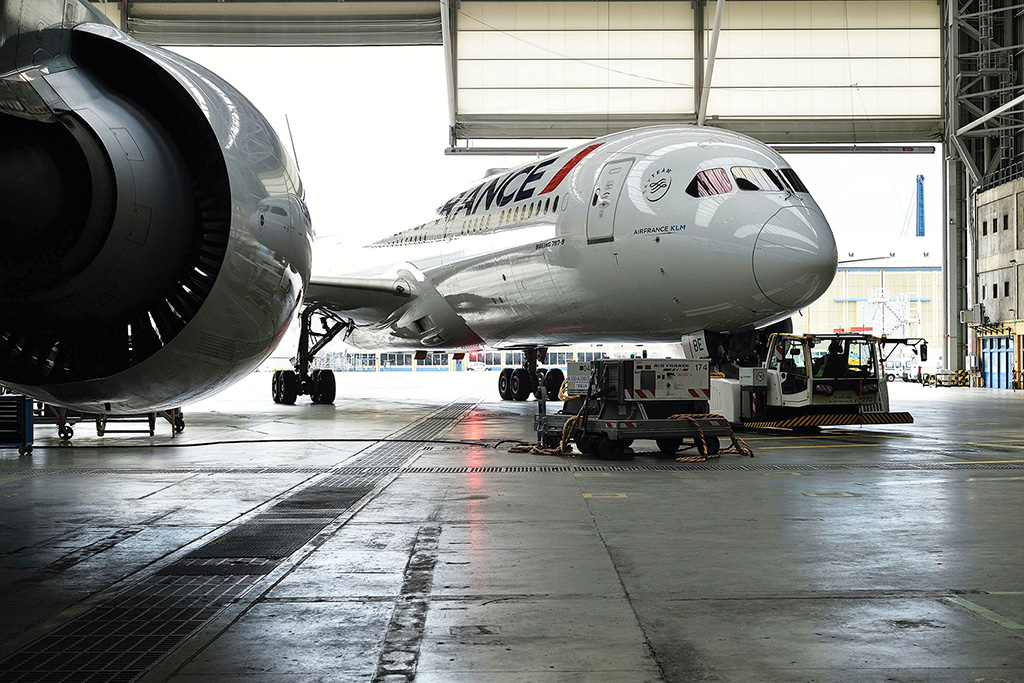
[0,372,1022,682]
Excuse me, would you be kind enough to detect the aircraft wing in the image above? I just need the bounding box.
[304,276,414,324]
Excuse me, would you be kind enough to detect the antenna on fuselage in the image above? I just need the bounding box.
[285,113,301,172]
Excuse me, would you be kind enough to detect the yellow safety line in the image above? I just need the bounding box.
[761,443,878,450]
[582,493,627,499]
[938,459,1024,464]
[948,596,1024,630]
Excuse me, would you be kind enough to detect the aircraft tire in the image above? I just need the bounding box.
[597,436,626,460]
[58,424,74,441]
[696,436,720,457]
[656,438,680,456]
[498,368,513,400]
[271,370,282,404]
[311,370,336,404]
[510,369,532,401]
[280,371,298,405]
[542,368,565,399]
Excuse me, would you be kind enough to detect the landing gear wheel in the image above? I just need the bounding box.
[575,435,594,455]
[58,424,73,441]
[542,368,565,400]
[695,436,721,457]
[271,370,282,404]
[279,370,298,405]
[656,438,680,456]
[174,413,185,433]
[310,369,336,404]
[498,368,514,400]
[598,436,626,460]
[510,368,533,401]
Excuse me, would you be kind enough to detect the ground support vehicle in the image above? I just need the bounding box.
[709,333,924,429]
[534,359,741,460]
[0,395,33,455]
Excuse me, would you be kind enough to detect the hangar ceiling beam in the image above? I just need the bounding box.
[92,1,443,46]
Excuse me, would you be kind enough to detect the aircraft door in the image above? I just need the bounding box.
[587,158,634,244]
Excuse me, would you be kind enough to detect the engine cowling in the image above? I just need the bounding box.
[0,16,312,413]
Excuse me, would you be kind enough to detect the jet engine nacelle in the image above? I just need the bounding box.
[0,11,312,413]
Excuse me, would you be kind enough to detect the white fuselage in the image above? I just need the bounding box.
[329,125,838,351]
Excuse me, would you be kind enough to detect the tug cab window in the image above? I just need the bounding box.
[731,167,785,192]
[685,168,732,197]
[767,337,808,395]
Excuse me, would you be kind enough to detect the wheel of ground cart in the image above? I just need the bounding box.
[886,373,895,382]
[695,435,721,457]
[280,370,298,405]
[656,438,681,456]
[311,369,336,404]
[542,368,565,400]
[598,437,626,460]
[542,433,561,450]
[575,435,594,455]
[58,424,73,441]
[510,368,532,401]
[18,446,31,456]
[498,368,514,400]
[271,370,282,403]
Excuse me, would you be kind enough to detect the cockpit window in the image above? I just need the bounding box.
[780,168,809,193]
[731,167,785,192]
[685,168,732,197]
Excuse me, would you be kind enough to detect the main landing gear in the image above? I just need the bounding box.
[497,347,565,402]
[271,305,352,405]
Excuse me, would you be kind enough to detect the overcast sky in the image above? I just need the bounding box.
[173,45,944,271]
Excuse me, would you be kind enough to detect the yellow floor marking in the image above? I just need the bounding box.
[988,591,1024,595]
[938,460,1024,465]
[967,476,1024,482]
[583,493,627,499]
[803,492,857,497]
[573,473,611,477]
[948,596,1024,630]
[762,472,803,477]
[762,443,877,450]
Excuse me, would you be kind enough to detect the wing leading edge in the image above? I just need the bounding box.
[304,276,413,325]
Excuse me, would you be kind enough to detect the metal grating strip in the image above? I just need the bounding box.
[0,400,477,683]
[3,461,1023,478]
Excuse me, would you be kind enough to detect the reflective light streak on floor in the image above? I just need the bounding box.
[0,374,1022,682]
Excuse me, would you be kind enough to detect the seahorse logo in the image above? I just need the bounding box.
[643,169,671,202]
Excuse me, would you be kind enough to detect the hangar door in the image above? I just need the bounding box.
[981,336,1013,388]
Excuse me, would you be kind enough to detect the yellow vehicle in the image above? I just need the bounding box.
[710,333,927,428]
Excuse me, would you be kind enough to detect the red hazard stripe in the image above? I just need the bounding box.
[541,144,602,194]
[689,389,701,397]
[702,389,710,397]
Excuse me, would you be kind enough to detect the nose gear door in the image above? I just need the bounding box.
[587,158,634,244]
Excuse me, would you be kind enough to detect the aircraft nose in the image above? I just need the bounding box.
[752,206,837,308]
